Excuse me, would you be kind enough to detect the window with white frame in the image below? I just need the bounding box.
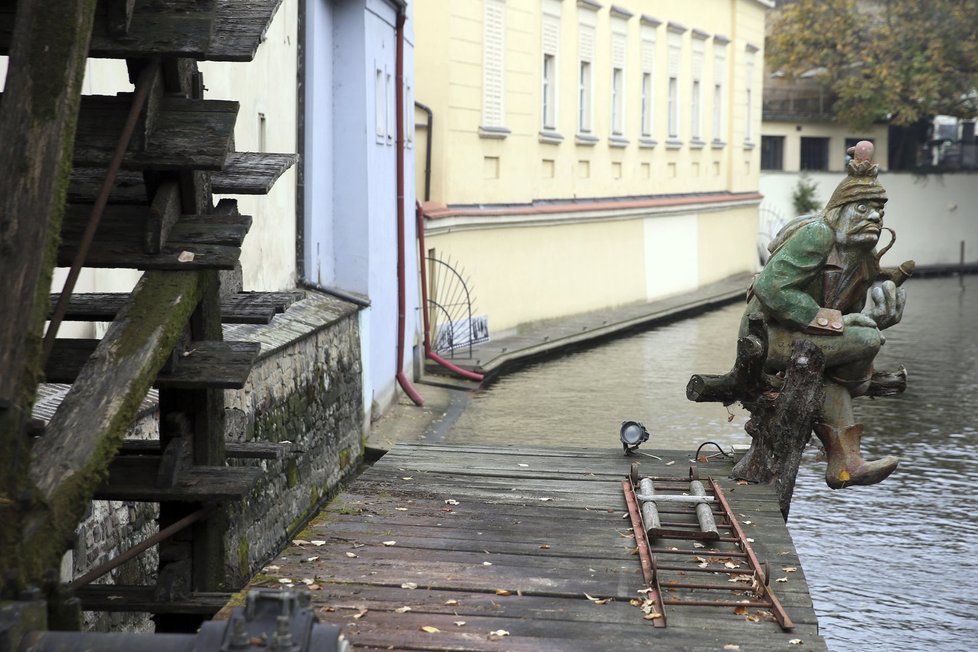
[712,38,727,143]
[691,33,706,143]
[641,73,652,137]
[541,5,560,132]
[640,22,656,139]
[482,0,506,131]
[610,25,626,138]
[611,67,623,135]
[543,54,556,129]
[745,45,757,144]
[667,26,683,140]
[578,16,596,134]
[374,67,385,143]
[579,60,592,132]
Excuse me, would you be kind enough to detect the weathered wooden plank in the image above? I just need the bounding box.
[74,585,231,614]
[70,95,237,171]
[67,168,147,204]
[146,180,181,253]
[47,291,302,324]
[118,438,287,460]
[26,272,205,551]
[207,0,284,61]
[211,152,298,194]
[45,339,259,388]
[157,340,259,389]
[95,463,262,501]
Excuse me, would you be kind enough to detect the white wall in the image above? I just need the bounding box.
[760,171,978,266]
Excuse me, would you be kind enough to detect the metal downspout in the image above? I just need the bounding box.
[395,9,424,406]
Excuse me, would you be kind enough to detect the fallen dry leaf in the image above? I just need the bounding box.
[303,556,320,563]
[278,578,293,584]
[488,629,510,640]
[539,497,553,502]
[495,589,513,596]
[734,606,749,616]
[346,552,358,558]
[629,599,642,607]
[483,561,493,566]
[724,561,740,569]
[401,477,414,481]
[352,607,368,620]
[301,578,315,585]
[539,544,551,550]
[383,541,397,546]
[177,251,195,263]
[445,499,460,506]
[444,599,459,606]
[454,621,466,627]
[419,626,440,633]
[789,639,803,645]
[584,593,612,604]
[311,541,326,546]
[775,577,789,583]
[401,582,418,590]
[723,645,741,650]
[293,539,310,546]
[665,460,676,466]
[308,584,321,590]
[395,507,409,511]
[518,463,529,467]
[643,612,662,620]
[394,606,412,613]
[782,567,798,573]
[693,542,706,549]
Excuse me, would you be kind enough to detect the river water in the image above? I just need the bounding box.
[446,274,978,651]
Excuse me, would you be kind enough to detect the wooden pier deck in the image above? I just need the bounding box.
[250,444,827,651]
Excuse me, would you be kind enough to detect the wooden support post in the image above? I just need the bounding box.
[638,478,660,530]
[730,340,826,520]
[689,481,718,537]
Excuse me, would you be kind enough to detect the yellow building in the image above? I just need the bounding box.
[414,0,771,335]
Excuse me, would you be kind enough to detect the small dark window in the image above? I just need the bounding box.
[800,137,830,171]
[761,136,785,170]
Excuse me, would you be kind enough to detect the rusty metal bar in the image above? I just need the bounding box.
[663,599,770,608]
[621,478,666,627]
[43,58,160,364]
[660,580,756,591]
[710,478,794,631]
[648,547,748,557]
[67,505,214,590]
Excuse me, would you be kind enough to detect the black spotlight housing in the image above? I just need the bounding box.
[620,420,650,455]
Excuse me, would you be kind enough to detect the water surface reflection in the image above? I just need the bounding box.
[448,275,978,651]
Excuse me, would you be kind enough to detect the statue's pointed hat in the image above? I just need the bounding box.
[824,140,887,211]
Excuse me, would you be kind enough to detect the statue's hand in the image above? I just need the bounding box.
[843,312,879,329]
[861,280,906,330]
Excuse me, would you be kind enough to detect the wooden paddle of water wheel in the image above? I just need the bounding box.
[0,0,299,634]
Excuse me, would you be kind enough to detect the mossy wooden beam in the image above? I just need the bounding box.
[0,0,97,599]
[23,270,205,581]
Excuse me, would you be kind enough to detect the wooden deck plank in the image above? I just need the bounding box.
[240,444,825,649]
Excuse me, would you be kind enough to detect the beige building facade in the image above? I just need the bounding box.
[414,0,771,335]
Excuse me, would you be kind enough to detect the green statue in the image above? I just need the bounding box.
[745,141,912,488]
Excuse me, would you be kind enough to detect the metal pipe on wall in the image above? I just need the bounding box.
[395,9,424,406]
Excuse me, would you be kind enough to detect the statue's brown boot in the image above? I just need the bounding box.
[813,423,898,489]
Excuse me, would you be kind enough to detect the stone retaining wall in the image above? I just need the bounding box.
[53,291,363,630]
